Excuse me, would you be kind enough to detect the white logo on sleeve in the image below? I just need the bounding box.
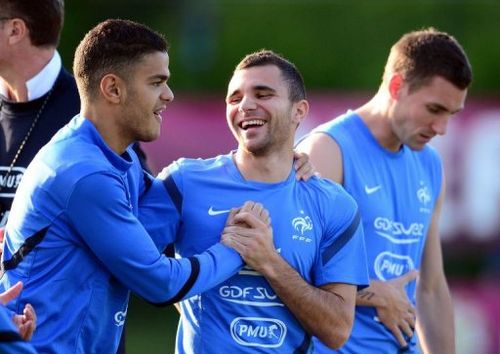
[208,206,231,216]
[114,308,128,326]
[365,185,382,194]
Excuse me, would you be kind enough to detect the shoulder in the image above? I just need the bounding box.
[34,132,116,190]
[302,176,356,209]
[178,154,231,171]
[45,133,107,170]
[301,177,359,237]
[296,111,356,156]
[309,111,355,137]
[297,128,339,151]
[158,153,231,179]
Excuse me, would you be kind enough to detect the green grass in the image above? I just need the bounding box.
[125,295,180,354]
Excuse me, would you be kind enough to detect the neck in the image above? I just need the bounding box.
[355,91,402,152]
[233,148,295,182]
[0,46,55,102]
[81,104,132,155]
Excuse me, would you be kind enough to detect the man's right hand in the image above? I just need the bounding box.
[358,270,418,348]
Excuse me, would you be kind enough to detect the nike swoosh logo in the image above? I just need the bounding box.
[208,206,231,216]
[365,185,382,194]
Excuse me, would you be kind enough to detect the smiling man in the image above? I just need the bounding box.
[297,28,472,354]
[0,19,258,353]
[141,49,369,353]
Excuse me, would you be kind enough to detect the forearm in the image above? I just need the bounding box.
[123,242,243,305]
[263,257,354,349]
[180,244,243,300]
[416,284,455,354]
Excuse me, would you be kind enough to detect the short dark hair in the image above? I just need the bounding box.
[235,49,306,102]
[73,19,169,101]
[384,27,472,91]
[0,0,64,47]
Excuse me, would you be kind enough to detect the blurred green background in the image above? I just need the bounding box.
[59,1,499,353]
[62,0,500,94]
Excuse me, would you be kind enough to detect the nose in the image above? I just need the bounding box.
[161,84,174,103]
[238,95,256,112]
[431,116,449,136]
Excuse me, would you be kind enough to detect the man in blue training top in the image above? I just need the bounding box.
[297,28,472,354]
[141,50,369,353]
[0,19,270,353]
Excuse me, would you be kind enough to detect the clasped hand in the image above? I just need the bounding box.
[221,201,279,276]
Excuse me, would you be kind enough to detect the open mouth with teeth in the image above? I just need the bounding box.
[240,119,266,130]
[154,108,165,120]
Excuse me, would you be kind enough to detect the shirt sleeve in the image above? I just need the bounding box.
[139,175,180,252]
[313,185,369,288]
[66,172,243,305]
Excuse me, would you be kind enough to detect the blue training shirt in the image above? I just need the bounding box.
[140,153,369,353]
[0,115,243,353]
[308,111,442,354]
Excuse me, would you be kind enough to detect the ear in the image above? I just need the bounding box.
[388,74,404,100]
[292,99,309,125]
[100,74,126,104]
[7,19,28,45]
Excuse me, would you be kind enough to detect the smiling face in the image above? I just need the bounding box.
[119,51,174,143]
[390,75,467,151]
[225,65,306,156]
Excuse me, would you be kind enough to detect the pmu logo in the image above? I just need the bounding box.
[291,211,313,243]
[0,167,25,197]
[230,317,287,348]
[373,217,424,244]
[374,252,415,280]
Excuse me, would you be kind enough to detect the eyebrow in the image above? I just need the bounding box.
[253,85,275,92]
[149,74,170,81]
[227,84,276,98]
[428,102,463,115]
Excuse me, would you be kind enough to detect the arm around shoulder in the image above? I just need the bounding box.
[296,132,343,184]
[66,172,242,305]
